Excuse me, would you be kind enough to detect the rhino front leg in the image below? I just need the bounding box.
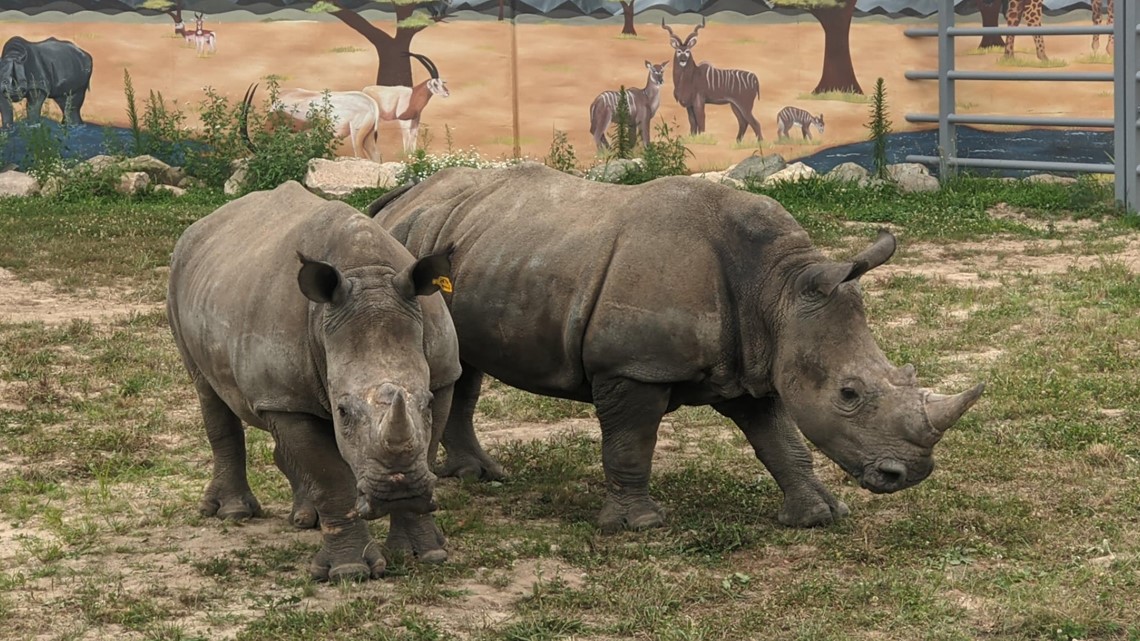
[593,377,670,534]
[438,364,505,480]
[387,511,448,563]
[267,411,385,582]
[195,380,264,521]
[714,396,849,528]
[272,439,318,529]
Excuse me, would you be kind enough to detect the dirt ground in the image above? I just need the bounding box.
[0,13,1115,170]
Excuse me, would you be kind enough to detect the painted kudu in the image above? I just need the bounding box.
[660,19,762,142]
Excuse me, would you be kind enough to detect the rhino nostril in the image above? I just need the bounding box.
[876,460,907,485]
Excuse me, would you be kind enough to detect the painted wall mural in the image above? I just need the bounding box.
[0,0,1119,172]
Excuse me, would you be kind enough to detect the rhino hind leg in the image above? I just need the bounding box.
[267,411,385,582]
[272,441,319,529]
[438,365,506,481]
[386,511,448,564]
[714,397,849,528]
[195,381,264,521]
[593,377,670,534]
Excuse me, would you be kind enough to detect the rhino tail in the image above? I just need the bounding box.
[365,184,415,218]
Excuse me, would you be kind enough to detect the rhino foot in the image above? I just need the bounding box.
[199,483,264,521]
[437,452,506,482]
[386,512,448,564]
[598,496,665,535]
[310,521,386,582]
[290,503,319,529]
[777,489,850,528]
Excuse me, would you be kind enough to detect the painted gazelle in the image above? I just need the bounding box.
[191,13,217,56]
[660,19,763,142]
[589,60,668,152]
[362,52,449,155]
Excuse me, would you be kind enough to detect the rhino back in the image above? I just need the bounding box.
[169,181,423,426]
[378,164,817,401]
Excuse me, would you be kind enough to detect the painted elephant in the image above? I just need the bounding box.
[0,36,93,127]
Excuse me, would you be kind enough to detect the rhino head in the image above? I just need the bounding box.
[0,47,27,102]
[773,231,984,494]
[296,249,453,520]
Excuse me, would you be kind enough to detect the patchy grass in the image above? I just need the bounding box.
[1,178,1139,640]
[996,54,1069,68]
[796,90,871,104]
[680,133,718,146]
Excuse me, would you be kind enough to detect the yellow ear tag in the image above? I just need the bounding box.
[431,276,453,293]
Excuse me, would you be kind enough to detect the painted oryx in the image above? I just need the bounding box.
[661,19,762,142]
[363,52,449,155]
[589,60,669,152]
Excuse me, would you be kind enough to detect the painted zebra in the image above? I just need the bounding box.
[776,107,825,141]
[661,19,763,142]
[589,60,668,152]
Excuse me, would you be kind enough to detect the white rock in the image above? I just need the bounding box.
[116,171,152,195]
[304,157,390,197]
[1024,173,1078,185]
[0,171,41,197]
[154,184,187,197]
[886,163,940,193]
[379,162,407,188]
[224,159,249,196]
[763,162,817,185]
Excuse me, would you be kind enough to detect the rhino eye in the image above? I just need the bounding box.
[840,387,861,403]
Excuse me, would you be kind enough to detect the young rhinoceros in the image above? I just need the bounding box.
[371,163,984,533]
[167,181,460,581]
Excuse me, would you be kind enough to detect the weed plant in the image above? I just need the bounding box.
[545,129,578,173]
[866,77,892,180]
[610,88,636,160]
[240,78,338,193]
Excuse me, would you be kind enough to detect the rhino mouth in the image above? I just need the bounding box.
[349,494,437,520]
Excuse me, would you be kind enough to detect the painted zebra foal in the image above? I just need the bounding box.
[776,106,825,141]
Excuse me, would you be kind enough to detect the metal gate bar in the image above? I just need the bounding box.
[903,0,1139,213]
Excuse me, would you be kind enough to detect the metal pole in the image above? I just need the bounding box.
[1123,0,1140,215]
[938,0,955,182]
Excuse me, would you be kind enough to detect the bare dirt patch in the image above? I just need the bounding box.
[0,267,162,325]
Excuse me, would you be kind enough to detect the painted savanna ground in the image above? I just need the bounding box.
[0,177,1138,640]
[0,9,1117,170]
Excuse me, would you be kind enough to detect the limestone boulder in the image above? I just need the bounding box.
[726,154,786,183]
[763,162,817,186]
[886,163,940,193]
[304,157,391,197]
[0,171,41,197]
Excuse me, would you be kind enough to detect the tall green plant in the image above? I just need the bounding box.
[123,69,143,153]
[610,88,636,160]
[545,129,578,174]
[865,77,892,179]
[242,78,339,192]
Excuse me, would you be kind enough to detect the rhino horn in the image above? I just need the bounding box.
[380,392,417,452]
[924,383,985,436]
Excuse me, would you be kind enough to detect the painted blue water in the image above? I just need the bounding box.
[1,121,1115,179]
[796,126,1114,178]
[1,121,197,169]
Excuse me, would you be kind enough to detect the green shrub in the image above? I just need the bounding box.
[865,77,892,180]
[397,148,518,184]
[609,87,636,160]
[240,78,339,193]
[545,129,578,173]
[183,85,247,188]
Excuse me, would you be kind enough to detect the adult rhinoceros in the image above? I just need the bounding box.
[168,181,460,581]
[371,163,984,533]
[0,37,92,127]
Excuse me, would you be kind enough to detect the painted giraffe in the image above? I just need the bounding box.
[1092,0,1115,56]
[1004,0,1047,61]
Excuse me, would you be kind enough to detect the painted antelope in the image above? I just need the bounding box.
[660,19,762,142]
[362,52,449,155]
[192,13,217,56]
[776,106,824,141]
[243,84,382,161]
[589,60,668,152]
[1092,0,1115,56]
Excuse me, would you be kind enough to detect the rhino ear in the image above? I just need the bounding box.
[798,230,896,298]
[297,253,350,306]
[395,245,454,299]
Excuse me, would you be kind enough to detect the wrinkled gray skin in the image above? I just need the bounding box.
[372,163,984,533]
[0,36,92,127]
[168,181,461,581]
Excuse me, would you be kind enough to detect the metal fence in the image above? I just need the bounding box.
[903,0,1138,213]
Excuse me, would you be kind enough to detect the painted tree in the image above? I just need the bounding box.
[770,0,862,95]
[617,1,637,35]
[975,0,1006,48]
[139,0,184,24]
[306,0,444,87]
